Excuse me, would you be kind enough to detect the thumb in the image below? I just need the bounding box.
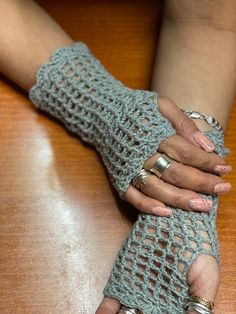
[157,96,215,153]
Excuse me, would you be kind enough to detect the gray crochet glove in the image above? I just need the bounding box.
[104,130,227,313]
[29,42,175,197]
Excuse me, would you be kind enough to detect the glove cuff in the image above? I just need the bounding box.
[29,42,176,197]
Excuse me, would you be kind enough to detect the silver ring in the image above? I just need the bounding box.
[186,302,214,314]
[118,306,142,314]
[132,169,152,190]
[149,153,174,178]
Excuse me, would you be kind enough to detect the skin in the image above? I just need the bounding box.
[0,0,231,216]
[0,0,234,313]
[98,0,236,313]
[0,0,230,215]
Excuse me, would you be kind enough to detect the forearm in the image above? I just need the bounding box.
[0,1,175,198]
[151,0,236,130]
[0,0,230,208]
[0,0,73,91]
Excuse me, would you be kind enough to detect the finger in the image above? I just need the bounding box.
[124,185,172,217]
[139,175,213,212]
[158,96,215,152]
[144,152,231,195]
[96,297,121,314]
[159,135,231,175]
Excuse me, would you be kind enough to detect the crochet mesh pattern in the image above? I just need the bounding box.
[104,131,227,314]
[29,41,175,197]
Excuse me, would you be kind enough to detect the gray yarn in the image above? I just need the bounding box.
[29,42,175,197]
[104,130,227,314]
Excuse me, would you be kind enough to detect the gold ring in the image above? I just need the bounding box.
[190,295,214,310]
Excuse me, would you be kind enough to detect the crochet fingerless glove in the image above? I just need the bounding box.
[104,130,227,313]
[29,42,175,197]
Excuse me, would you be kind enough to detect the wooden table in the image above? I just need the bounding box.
[0,1,235,313]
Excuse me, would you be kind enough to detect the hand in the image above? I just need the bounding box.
[124,96,232,216]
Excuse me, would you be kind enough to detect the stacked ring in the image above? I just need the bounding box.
[132,169,152,190]
[186,295,215,314]
[118,306,143,314]
[186,302,213,314]
[191,295,214,310]
[132,153,174,191]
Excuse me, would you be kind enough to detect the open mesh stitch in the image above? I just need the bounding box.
[29,41,175,197]
[104,131,226,314]
[27,41,228,314]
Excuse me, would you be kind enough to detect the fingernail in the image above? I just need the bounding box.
[214,165,232,174]
[189,198,213,211]
[213,182,232,194]
[192,131,215,152]
[152,206,172,217]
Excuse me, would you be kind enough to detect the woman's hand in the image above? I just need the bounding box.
[124,96,232,217]
[28,42,231,213]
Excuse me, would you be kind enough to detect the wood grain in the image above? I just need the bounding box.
[0,1,235,313]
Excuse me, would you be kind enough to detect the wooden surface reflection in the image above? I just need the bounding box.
[0,1,235,313]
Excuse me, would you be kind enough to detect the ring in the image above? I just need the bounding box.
[132,169,152,190]
[186,302,213,314]
[190,295,214,310]
[118,306,143,314]
[149,153,174,178]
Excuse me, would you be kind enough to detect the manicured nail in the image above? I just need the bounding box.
[214,165,232,174]
[213,182,232,194]
[189,198,213,211]
[152,206,172,217]
[192,131,215,152]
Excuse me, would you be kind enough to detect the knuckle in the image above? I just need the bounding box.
[179,146,192,161]
[195,180,208,193]
[199,175,213,191]
[140,178,152,193]
[198,155,212,170]
[196,173,222,193]
[159,136,176,152]
[143,178,161,196]
[137,199,148,212]
[206,158,225,172]
[173,193,187,209]
[167,163,183,185]
[179,116,199,138]
[160,136,172,148]
[178,115,190,132]
[188,171,209,191]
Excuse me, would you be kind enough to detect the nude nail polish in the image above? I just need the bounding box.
[214,165,232,174]
[189,198,213,211]
[192,131,215,152]
[152,206,172,217]
[213,182,232,194]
